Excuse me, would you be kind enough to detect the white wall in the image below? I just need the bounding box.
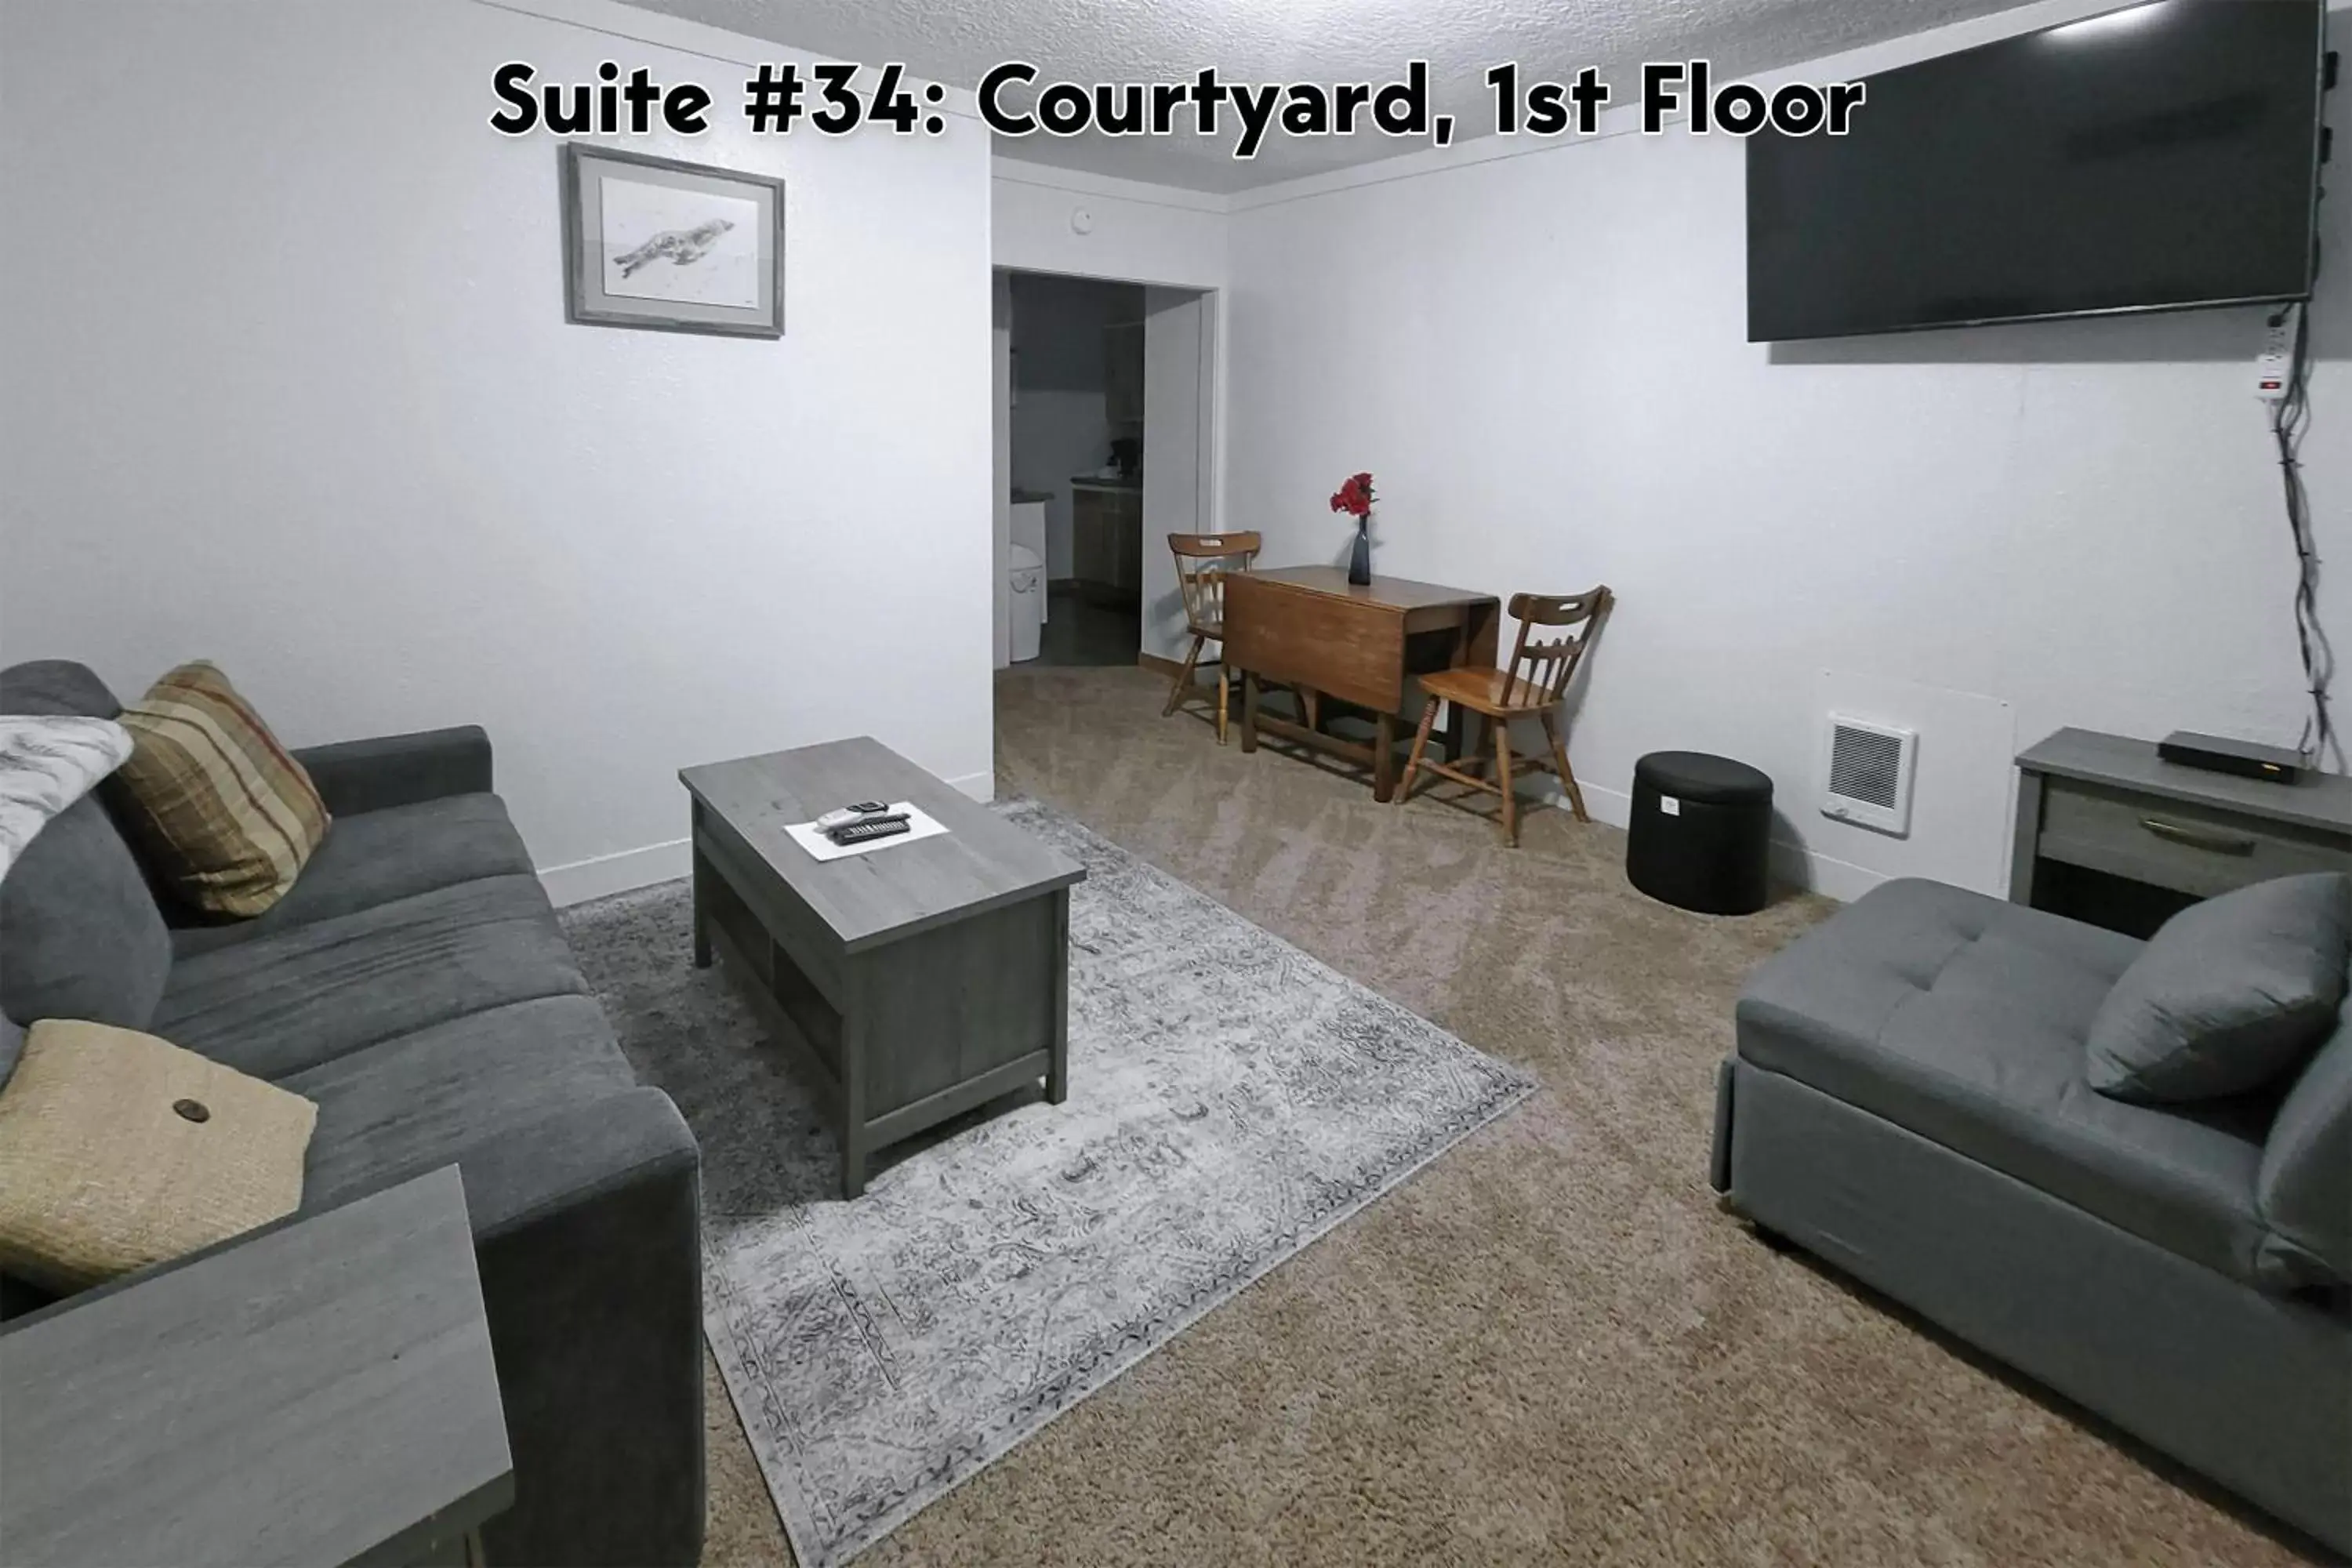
[1222,0,2350,899]
[0,0,996,902]
[993,161,1229,291]
[993,272,1015,668]
[1142,289,1214,660]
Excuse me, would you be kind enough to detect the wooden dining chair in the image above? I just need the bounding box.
[1396,586,1613,847]
[1163,532,1261,743]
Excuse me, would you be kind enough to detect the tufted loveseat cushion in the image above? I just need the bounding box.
[1733,878,2316,1290]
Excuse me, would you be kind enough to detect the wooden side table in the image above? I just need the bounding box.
[2011,727,2351,936]
[0,1165,512,1568]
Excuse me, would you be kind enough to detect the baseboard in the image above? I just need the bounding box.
[1537,776,1632,830]
[540,837,690,907]
[1137,651,1188,680]
[541,773,997,906]
[1772,844,1884,902]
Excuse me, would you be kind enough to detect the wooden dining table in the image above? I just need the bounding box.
[1221,565,1501,802]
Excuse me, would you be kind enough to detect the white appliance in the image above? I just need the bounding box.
[1007,544,1045,663]
[1820,713,1918,836]
[1008,500,1047,622]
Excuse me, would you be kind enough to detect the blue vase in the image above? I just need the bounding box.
[1347,517,1371,585]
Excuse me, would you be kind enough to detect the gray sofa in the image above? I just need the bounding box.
[1711,876,2350,1554]
[0,659,704,1567]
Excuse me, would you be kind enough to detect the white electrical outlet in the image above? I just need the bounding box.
[2255,304,2301,403]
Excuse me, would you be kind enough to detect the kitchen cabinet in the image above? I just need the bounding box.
[1070,481,1142,605]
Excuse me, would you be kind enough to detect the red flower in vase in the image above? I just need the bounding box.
[1329,472,1375,518]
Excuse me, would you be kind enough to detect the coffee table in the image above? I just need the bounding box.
[680,737,1085,1197]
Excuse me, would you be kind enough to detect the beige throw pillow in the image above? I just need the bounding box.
[0,1019,318,1292]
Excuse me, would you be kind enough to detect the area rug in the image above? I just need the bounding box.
[560,800,1535,1568]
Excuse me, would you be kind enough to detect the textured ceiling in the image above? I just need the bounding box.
[625,0,2039,191]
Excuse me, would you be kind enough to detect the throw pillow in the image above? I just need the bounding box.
[108,662,329,917]
[0,1018,317,1292]
[0,714,134,884]
[2086,872,2352,1104]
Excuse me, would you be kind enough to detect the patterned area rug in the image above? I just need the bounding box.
[561,800,1534,1568]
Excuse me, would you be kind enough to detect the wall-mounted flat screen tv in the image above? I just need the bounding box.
[1747,0,2328,342]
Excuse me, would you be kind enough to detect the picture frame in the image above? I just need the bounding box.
[561,144,786,339]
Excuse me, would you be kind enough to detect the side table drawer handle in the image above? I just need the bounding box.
[2139,817,2257,855]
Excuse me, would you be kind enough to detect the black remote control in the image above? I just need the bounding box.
[829,815,910,845]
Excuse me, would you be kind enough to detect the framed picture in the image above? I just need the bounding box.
[561,144,785,338]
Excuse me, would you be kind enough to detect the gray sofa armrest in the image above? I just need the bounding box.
[460,1087,705,1568]
[293,726,492,816]
[456,1083,698,1240]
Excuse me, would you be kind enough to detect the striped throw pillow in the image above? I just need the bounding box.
[110,662,329,917]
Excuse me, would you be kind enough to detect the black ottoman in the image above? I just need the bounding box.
[1627,751,1773,915]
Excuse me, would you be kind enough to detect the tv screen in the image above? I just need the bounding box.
[1746,0,2327,342]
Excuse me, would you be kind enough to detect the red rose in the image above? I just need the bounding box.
[1329,471,1376,517]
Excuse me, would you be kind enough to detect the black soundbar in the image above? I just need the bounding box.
[2157,731,2306,785]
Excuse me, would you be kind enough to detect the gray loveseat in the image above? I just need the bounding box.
[1711,876,2350,1554]
[0,659,704,1567]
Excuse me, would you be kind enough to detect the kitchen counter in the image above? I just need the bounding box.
[1069,475,1140,492]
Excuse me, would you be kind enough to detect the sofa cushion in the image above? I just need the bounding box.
[1737,878,2281,1287]
[110,662,331,919]
[2086,873,2351,1105]
[171,794,536,959]
[2256,994,2352,1289]
[151,875,590,1081]
[287,995,635,1213]
[0,660,122,720]
[0,663,171,1033]
[0,793,173,1032]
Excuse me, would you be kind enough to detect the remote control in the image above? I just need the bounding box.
[815,800,892,831]
[829,815,910,845]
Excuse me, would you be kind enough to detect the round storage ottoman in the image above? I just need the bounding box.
[1626,751,1773,915]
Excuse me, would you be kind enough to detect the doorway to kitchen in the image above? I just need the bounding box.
[1014,271,1142,665]
[991,269,1215,673]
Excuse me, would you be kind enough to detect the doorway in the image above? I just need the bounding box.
[992,269,1215,673]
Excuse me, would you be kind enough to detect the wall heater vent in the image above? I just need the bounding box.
[1821,714,1917,837]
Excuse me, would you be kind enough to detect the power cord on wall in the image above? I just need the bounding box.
[2269,295,2339,771]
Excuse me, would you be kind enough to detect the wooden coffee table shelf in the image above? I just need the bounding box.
[680,738,1085,1197]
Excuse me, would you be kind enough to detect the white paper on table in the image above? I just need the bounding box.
[782,802,951,862]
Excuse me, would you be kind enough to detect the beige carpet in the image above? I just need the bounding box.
[697,665,2312,1567]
